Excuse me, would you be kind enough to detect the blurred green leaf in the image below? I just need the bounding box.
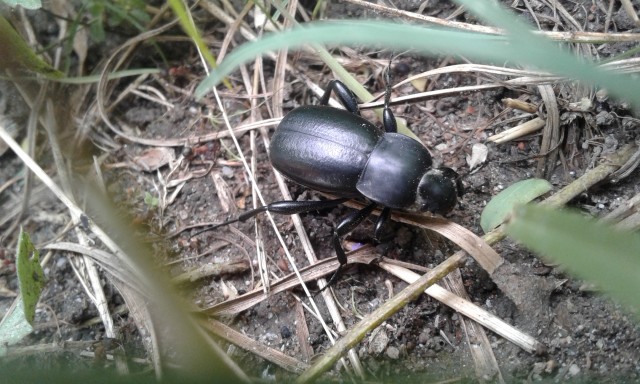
[481,179,552,233]
[168,0,216,71]
[506,205,640,311]
[15,228,46,325]
[144,191,159,207]
[2,0,41,9]
[87,1,106,42]
[0,300,34,357]
[168,0,231,89]
[0,15,63,78]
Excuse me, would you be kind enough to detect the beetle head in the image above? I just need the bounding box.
[416,167,464,214]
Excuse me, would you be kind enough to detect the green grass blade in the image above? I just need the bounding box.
[3,0,41,10]
[480,179,552,233]
[506,205,640,312]
[0,300,33,357]
[195,20,640,107]
[196,21,504,98]
[15,228,45,325]
[0,15,63,78]
[456,0,639,101]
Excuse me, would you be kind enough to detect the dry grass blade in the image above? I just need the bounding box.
[535,85,561,179]
[443,269,504,383]
[171,259,250,285]
[347,200,503,274]
[393,64,558,89]
[203,318,309,374]
[487,117,546,144]
[603,192,640,231]
[295,301,314,363]
[43,243,143,292]
[541,144,639,209]
[392,213,503,273]
[202,253,355,316]
[620,0,640,27]
[95,18,180,137]
[203,247,539,353]
[363,77,558,109]
[270,165,365,376]
[105,118,281,147]
[377,259,541,353]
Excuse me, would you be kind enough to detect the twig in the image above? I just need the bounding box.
[295,250,466,383]
[171,260,250,284]
[487,117,546,143]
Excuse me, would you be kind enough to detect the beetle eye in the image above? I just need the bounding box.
[417,168,461,214]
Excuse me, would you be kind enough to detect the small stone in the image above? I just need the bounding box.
[386,346,400,359]
[418,331,430,345]
[435,143,448,152]
[368,328,389,355]
[221,166,234,178]
[545,360,557,374]
[568,364,581,377]
[595,89,608,102]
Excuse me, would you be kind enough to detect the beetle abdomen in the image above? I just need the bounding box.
[270,106,382,195]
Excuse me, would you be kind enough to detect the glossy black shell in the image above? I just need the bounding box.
[269,105,433,211]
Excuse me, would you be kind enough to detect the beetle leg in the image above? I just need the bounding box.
[321,202,377,290]
[191,198,349,238]
[373,207,392,242]
[319,80,360,115]
[238,198,350,219]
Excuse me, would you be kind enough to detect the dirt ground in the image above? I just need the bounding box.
[1,0,640,382]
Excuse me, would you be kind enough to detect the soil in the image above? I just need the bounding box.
[1,0,639,382]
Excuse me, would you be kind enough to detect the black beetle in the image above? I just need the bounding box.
[196,73,464,287]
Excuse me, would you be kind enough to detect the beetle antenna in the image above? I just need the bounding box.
[384,60,393,110]
[381,58,398,133]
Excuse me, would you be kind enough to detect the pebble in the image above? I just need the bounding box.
[221,166,234,178]
[568,364,581,377]
[386,346,400,359]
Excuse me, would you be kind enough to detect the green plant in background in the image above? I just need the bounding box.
[480,179,553,233]
[0,229,46,356]
[0,0,151,77]
[144,191,159,208]
[506,205,640,313]
[1,0,40,9]
[86,0,150,42]
[0,15,62,77]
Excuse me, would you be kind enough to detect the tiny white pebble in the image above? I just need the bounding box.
[435,143,448,151]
